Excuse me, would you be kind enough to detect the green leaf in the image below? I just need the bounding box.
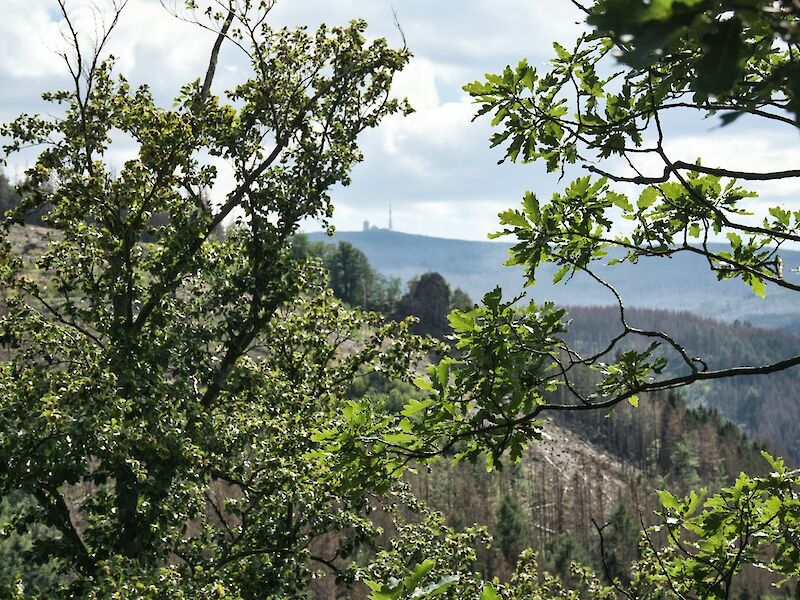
[749,276,766,299]
[480,584,502,600]
[498,209,528,228]
[552,265,571,284]
[413,377,435,392]
[522,191,539,219]
[448,310,475,332]
[693,17,745,96]
[726,232,742,248]
[553,42,571,61]
[436,360,450,387]
[383,432,416,446]
[406,560,436,591]
[401,398,433,417]
[411,575,459,598]
[483,287,503,309]
[608,191,633,212]
[637,187,658,210]
[657,490,681,511]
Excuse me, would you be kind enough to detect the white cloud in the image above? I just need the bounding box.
[0,3,64,78]
[400,0,585,66]
[0,0,606,241]
[665,131,800,202]
[379,97,475,172]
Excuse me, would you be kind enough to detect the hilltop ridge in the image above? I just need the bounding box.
[307,228,800,332]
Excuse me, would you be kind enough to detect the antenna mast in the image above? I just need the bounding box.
[389,201,393,230]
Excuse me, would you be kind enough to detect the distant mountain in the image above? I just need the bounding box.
[306,228,800,332]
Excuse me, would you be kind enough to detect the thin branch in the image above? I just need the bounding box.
[31,485,95,574]
[640,510,690,600]
[592,518,635,599]
[585,162,800,185]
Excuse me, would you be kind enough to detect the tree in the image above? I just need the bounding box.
[328,241,374,308]
[395,272,453,339]
[291,235,403,312]
[395,0,800,464]
[0,171,20,220]
[494,494,527,562]
[0,172,48,226]
[597,504,639,585]
[450,287,474,313]
[0,1,495,596]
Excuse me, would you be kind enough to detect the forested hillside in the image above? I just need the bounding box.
[564,307,800,462]
[5,224,797,597]
[397,388,779,597]
[304,231,800,464]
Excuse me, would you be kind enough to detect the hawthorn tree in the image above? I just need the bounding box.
[0,1,495,597]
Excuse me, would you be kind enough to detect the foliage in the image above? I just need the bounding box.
[0,171,48,226]
[0,493,60,593]
[422,0,800,592]
[389,291,567,468]
[410,0,800,467]
[292,235,403,312]
[352,0,800,595]
[484,550,616,599]
[329,240,380,308]
[3,0,800,596]
[357,493,490,599]
[632,452,800,599]
[365,560,457,600]
[586,0,800,119]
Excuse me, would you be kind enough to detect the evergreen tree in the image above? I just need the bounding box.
[0,172,20,220]
[396,272,452,338]
[328,241,373,308]
[494,494,527,562]
[601,504,640,584]
[449,287,473,312]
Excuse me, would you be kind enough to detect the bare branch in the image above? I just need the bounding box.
[201,3,236,98]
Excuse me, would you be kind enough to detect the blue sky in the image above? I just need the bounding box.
[1,1,798,240]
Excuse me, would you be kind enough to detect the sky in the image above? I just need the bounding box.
[1,0,798,241]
